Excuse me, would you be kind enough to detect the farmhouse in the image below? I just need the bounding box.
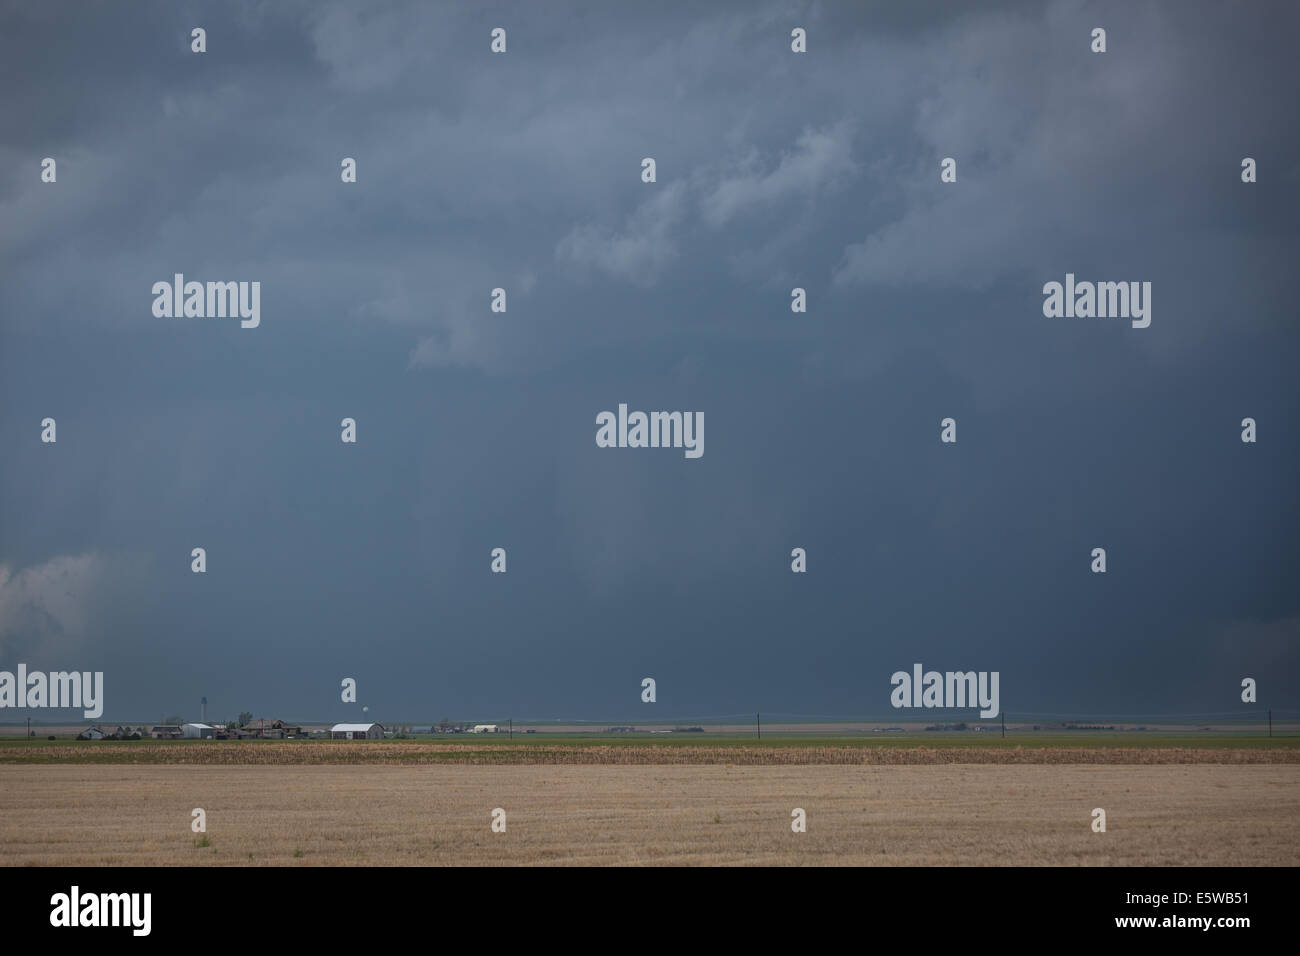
[471,724,500,734]
[150,725,182,739]
[331,722,384,740]
[76,727,105,740]
[239,718,304,739]
[182,722,215,739]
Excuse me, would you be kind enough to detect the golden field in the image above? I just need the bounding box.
[2,739,1298,765]
[1,763,1296,866]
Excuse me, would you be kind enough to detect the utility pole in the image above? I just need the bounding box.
[1268,709,1272,738]
[1001,713,1005,739]
[509,718,513,740]
[27,716,31,739]
[757,712,761,740]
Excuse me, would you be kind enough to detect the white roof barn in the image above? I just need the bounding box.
[330,722,384,740]
[182,723,215,738]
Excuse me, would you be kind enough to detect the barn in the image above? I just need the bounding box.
[330,722,384,740]
[182,722,215,739]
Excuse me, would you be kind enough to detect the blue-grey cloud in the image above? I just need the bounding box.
[0,0,1296,723]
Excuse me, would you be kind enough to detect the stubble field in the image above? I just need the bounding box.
[2,760,1297,866]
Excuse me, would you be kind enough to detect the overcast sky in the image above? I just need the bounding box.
[1,0,1297,724]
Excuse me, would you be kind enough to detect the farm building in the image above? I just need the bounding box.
[330,722,384,740]
[470,724,499,734]
[150,725,182,739]
[182,722,215,739]
[88,726,136,740]
[238,718,304,739]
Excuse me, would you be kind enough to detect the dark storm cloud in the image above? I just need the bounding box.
[1,0,1296,722]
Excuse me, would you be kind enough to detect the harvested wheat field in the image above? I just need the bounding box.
[2,739,1298,765]
[1,763,1296,866]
